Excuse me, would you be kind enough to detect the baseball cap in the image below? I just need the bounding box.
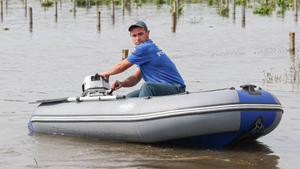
[128,21,148,31]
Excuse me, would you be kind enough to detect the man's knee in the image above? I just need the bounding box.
[141,82,155,89]
[126,90,140,98]
[139,82,156,97]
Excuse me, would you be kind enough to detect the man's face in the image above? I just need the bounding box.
[130,27,150,46]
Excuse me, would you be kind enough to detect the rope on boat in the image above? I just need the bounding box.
[30,95,126,104]
[187,87,235,94]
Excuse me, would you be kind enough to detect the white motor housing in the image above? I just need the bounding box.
[81,75,110,97]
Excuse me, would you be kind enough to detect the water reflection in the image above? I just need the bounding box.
[112,17,115,25]
[30,133,279,168]
[222,139,279,168]
[232,12,236,22]
[97,25,101,33]
[29,24,33,33]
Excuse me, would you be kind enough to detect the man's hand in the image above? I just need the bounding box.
[96,72,110,82]
[111,80,122,90]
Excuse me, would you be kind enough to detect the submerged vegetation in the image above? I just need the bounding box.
[263,66,300,84]
[235,0,247,5]
[64,0,298,17]
[75,0,141,6]
[253,0,297,15]
[253,1,276,15]
[200,0,298,16]
[214,0,298,16]
[41,0,54,7]
[218,5,229,17]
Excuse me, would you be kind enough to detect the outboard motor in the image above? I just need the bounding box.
[81,75,110,97]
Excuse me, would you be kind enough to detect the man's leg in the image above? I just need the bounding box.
[139,82,183,97]
[126,90,140,98]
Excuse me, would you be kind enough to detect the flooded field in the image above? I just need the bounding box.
[0,0,299,168]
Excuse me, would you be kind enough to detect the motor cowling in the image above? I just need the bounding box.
[81,75,110,97]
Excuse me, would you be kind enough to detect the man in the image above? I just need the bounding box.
[97,21,185,98]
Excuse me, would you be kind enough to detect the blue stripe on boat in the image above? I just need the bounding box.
[237,90,277,138]
[237,90,276,103]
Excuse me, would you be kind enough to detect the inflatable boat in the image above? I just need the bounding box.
[28,75,283,146]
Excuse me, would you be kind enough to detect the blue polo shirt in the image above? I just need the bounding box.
[126,39,185,87]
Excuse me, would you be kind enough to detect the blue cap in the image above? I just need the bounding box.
[128,21,148,31]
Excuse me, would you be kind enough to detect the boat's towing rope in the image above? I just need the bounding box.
[187,87,235,94]
[30,95,126,104]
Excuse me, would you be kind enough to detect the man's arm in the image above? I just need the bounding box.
[97,59,134,81]
[112,67,142,89]
[121,67,142,87]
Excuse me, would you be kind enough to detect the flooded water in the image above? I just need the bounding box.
[0,0,299,168]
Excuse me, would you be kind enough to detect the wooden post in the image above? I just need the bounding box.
[97,11,101,28]
[111,0,114,25]
[242,3,245,27]
[128,0,131,13]
[54,1,57,22]
[176,0,179,18]
[171,11,176,32]
[226,0,229,7]
[232,0,236,21]
[24,0,27,16]
[173,1,177,25]
[121,0,124,12]
[111,0,115,19]
[173,1,177,16]
[60,0,62,7]
[233,0,236,14]
[29,7,33,27]
[242,3,245,21]
[122,49,128,60]
[290,32,295,53]
[295,0,298,16]
[73,0,76,11]
[295,0,298,22]
[0,1,3,16]
[253,0,255,9]
[0,1,3,22]
[54,1,57,16]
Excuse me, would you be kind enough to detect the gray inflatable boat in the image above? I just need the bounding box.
[28,75,283,146]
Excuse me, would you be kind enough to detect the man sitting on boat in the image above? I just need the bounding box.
[96,21,185,98]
